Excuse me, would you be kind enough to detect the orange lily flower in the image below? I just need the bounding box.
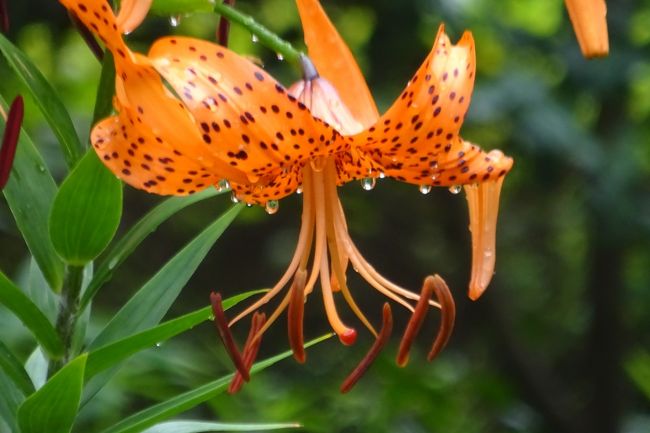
[60,0,512,389]
[564,0,609,58]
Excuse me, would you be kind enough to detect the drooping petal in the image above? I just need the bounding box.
[115,0,153,35]
[564,0,609,58]
[295,0,379,128]
[148,37,347,194]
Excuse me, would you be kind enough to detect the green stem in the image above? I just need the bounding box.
[213,1,303,66]
[50,265,84,374]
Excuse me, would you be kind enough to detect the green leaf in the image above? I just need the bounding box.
[151,0,215,15]
[100,334,332,433]
[49,150,123,266]
[0,341,34,395]
[141,420,300,433]
[24,348,48,390]
[81,188,223,311]
[90,203,243,349]
[93,53,116,123]
[1,96,64,292]
[0,34,84,167]
[625,349,650,401]
[84,290,265,380]
[17,354,87,433]
[0,370,24,432]
[0,271,64,359]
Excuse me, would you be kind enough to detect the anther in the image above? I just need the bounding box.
[340,303,392,393]
[396,276,434,367]
[216,0,235,46]
[210,292,249,381]
[0,96,24,190]
[229,311,266,393]
[288,270,307,363]
[68,11,104,62]
[427,275,456,361]
[299,54,320,81]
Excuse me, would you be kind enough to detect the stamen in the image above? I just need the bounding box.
[68,11,104,62]
[0,96,23,190]
[427,275,456,361]
[340,303,393,393]
[210,292,249,381]
[396,276,434,367]
[288,270,307,363]
[228,311,266,394]
[0,0,9,33]
[217,0,235,46]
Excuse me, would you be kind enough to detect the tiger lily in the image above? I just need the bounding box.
[60,0,512,390]
[564,0,609,58]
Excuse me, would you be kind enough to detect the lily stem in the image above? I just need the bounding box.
[50,264,84,375]
[213,1,303,66]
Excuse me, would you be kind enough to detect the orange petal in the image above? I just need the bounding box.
[115,0,153,34]
[564,0,609,58]
[352,26,478,182]
[463,156,510,299]
[148,37,345,193]
[295,0,379,128]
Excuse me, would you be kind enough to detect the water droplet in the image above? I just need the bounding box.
[448,185,462,194]
[216,179,230,192]
[431,173,439,181]
[484,250,494,258]
[419,185,432,195]
[169,15,181,27]
[361,177,376,191]
[251,34,259,43]
[246,202,253,207]
[296,186,303,194]
[265,200,279,215]
[230,192,240,203]
[430,162,438,169]
[155,342,163,348]
[107,257,119,270]
[379,172,386,179]
[276,52,284,61]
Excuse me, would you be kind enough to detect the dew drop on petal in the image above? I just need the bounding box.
[216,179,230,192]
[361,177,376,191]
[265,200,279,215]
[251,34,259,43]
[230,192,240,203]
[419,184,432,195]
[276,52,284,61]
[296,185,303,194]
[448,185,462,194]
[379,172,386,179]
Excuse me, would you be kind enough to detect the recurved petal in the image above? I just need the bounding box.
[352,25,477,184]
[115,0,153,34]
[564,0,609,58]
[295,0,379,128]
[148,36,344,185]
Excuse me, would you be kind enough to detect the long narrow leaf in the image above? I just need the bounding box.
[17,354,86,433]
[81,188,223,311]
[0,341,34,395]
[90,203,244,349]
[142,420,300,433]
[0,370,24,432]
[0,34,84,167]
[85,290,265,380]
[0,271,64,359]
[1,96,64,292]
[100,334,333,433]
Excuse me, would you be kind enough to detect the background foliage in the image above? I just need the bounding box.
[1,0,649,432]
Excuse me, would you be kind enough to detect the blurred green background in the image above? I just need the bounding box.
[1,0,649,432]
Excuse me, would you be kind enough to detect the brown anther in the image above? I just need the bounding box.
[228,311,266,394]
[0,0,9,33]
[288,270,307,363]
[0,96,23,190]
[68,11,104,62]
[217,0,235,46]
[210,292,249,382]
[396,276,434,367]
[427,275,456,361]
[340,303,393,393]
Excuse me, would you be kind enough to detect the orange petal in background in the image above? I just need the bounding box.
[116,0,153,34]
[564,0,609,58]
[295,0,379,128]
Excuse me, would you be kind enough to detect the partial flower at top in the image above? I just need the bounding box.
[59,0,513,391]
[564,0,609,58]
